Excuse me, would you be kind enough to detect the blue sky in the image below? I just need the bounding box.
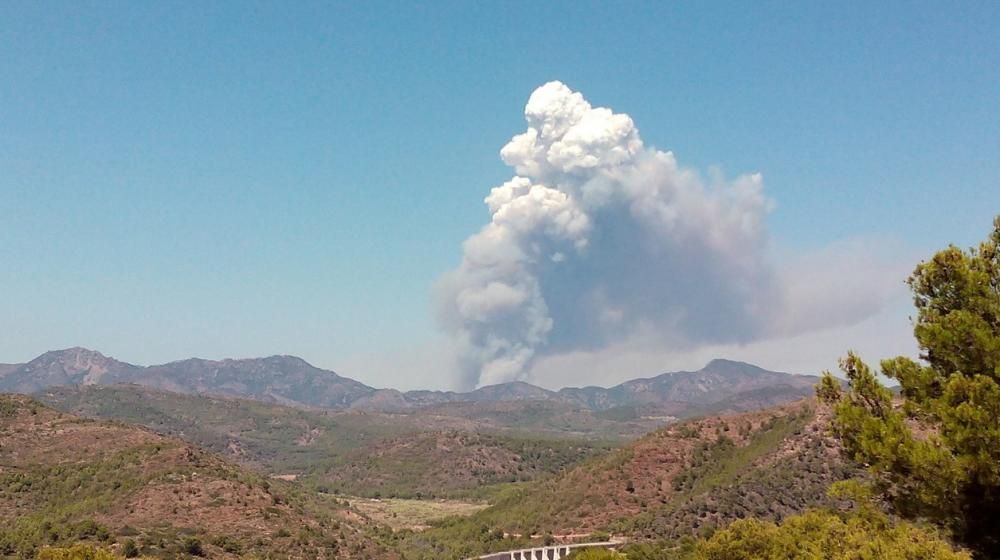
[2,1,998,389]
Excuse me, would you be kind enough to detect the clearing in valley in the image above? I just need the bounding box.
[346,497,488,531]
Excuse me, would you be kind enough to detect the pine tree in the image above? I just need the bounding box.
[819,216,1000,558]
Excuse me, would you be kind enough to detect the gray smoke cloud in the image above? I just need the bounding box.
[436,81,878,389]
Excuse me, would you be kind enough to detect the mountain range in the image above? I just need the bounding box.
[0,347,820,413]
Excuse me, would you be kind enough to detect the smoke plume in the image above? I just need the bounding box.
[437,81,883,389]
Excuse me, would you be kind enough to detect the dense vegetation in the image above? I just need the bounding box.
[676,506,965,559]
[35,544,121,560]
[564,550,625,559]
[40,385,615,499]
[563,501,967,559]
[377,402,862,559]
[617,407,859,541]
[820,216,1000,558]
[318,430,613,499]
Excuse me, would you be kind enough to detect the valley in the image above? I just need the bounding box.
[390,400,861,559]
[0,341,975,559]
[0,348,840,558]
[347,498,488,531]
[5,9,992,558]
[37,384,620,499]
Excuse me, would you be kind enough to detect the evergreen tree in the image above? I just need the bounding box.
[819,216,1000,558]
[692,508,967,560]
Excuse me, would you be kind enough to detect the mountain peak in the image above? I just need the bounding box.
[701,358,771,376]
[42,346,106,358]
[6,347,139,392]
[32,347,130,369]
[260,354,315,367]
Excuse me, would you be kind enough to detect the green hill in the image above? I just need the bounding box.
[38,385,615,499]
[0,394,393,559]
[392,400,860,559]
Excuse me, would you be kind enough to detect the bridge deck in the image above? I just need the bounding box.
[473,541,621,560]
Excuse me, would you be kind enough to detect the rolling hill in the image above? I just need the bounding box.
[397,398,861,559]
[11,385,862,560]
[0,394,394,559]
[38,384,618,499]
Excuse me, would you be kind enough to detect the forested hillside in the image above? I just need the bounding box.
[0,395,392,559]
[388,400,861,559]
[39,385,615,499]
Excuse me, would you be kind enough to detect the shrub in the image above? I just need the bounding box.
[121,539,138,558]
[36,544,122,560]
[182,537,204,557]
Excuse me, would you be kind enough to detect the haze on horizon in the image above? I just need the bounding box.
[2,2,998,390]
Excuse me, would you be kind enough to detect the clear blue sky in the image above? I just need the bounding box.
[2,1,998,387]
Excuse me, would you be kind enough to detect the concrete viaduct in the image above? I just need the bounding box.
[473,541,621,560]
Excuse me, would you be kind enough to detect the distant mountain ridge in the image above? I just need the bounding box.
[0,347,820,412]
[557,358,818,410]
[0,348,373,408]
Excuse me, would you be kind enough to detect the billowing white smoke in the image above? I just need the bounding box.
[437,81,840,389]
